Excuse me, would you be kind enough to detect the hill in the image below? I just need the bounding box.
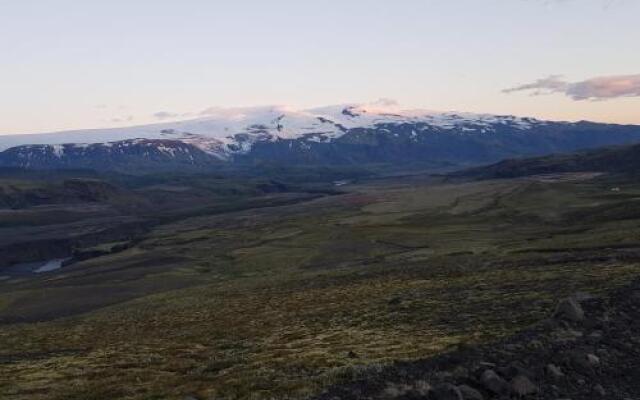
[454,143,640,179]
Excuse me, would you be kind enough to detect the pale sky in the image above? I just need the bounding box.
[1,0,639,134]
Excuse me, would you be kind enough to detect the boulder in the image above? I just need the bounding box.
[458,384,484,400]
[587,353,601,366]
[480,369,510,395]
[511,374,538,396]
[412,380,431,396]
[555,297,585,322]
[570,352,600,372]
[381,383,412,399]
[546,364,564,380]
[573,292,596,303]
[431,383,463,400]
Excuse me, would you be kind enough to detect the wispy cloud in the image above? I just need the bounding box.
[199,107,223,117]
[152,111,193,120]
[503,74,640,101]
[111,115,134,123]
[153,111,180,120]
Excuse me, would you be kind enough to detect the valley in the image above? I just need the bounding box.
[5,2,639,399]
[2,165,640,399]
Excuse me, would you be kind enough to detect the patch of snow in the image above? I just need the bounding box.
[50,144,65,157]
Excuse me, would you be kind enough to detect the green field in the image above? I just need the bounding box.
[2,172,640,399]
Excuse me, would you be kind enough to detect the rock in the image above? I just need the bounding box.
[527,339,544,350]
[593,384,606,396]
[567,329,583,338]
[431,383,463,400]
[555,298,585,322]
[546,364,565,379]
[629,290,640,303]
[504,344,522,352]
[458,384,484,400]
[480,369,510,395]
[511,374,538,396]
[589,331,603,340]
[434,371,454,381]
[452,366,469,379]
[479,361,496,368]
[503,362,535,380]
[412,380,431,396]
[388,297,402,306]
[569,351,600,372]
[573,292,596,303]
[587,353,600,366]
[382,383,412,398]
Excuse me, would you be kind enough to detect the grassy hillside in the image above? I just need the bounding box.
[0,167,350,268]
[2,171,640,399]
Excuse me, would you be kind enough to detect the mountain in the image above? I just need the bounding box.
[0,139,220,172]
[2,103,640,171]
[454,143,640,179]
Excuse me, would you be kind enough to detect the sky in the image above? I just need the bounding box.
[1,0,639,135]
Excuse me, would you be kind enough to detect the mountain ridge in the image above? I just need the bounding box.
[452,142,640,179]
[2,104,640,171]
[0,104,552,155]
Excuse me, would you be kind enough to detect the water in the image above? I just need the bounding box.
[34,259,66,273]
[1,258,70,278]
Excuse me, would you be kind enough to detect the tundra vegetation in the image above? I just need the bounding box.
[1,166,640,399]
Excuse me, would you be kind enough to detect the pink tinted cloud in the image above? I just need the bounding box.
[503,74,640,101]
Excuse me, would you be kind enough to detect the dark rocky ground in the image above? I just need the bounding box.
[316,279,640,400]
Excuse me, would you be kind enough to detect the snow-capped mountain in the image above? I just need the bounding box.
[0,139,219,171]
[0,104,547,158]
[2,102,640,171]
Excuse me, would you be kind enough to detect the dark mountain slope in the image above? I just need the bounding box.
[2,116,640,172]
[455,142,640,179]
[0,139,221,173]
[235,121,640,167]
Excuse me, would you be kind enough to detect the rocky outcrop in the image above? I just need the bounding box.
[315,282,640,400]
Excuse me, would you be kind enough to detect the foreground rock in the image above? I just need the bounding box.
[554,297,585,322]
[314,281,640,400]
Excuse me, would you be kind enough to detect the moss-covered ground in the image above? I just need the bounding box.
[2,173,640,399]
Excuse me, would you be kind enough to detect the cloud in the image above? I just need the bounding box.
[199,107,222,116]
[153,111,180,120]
[371,98,399,107]
[503,75,568,96]
[153,111,193,120]
[503,74,640,101]
[111,115,134,123]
